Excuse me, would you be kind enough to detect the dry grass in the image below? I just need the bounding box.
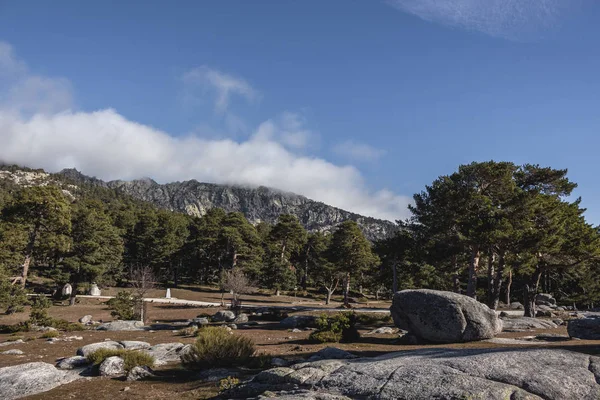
[181,326,255,370]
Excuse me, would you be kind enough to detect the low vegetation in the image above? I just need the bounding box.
[309,312,360,343]
[40,330,59,339]
[181,326,256,370]
[107,291,141,320]
[87,348,155,372]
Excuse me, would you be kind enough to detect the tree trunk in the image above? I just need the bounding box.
[505,269,512,305]
[489,252,505,310]
[524,268,543,318]
[466,246,480,298]
[487,251,495,307]
[69,281,78,306]
[343,272,351,306]
[392,261,398,293]
[326,289,333,305]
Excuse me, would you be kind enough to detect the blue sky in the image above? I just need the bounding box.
[0,0,599,222]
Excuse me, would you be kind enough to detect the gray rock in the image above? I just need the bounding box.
[280,315,317,329]
[212,310,236,322]
[78,315,93,324]
[0,339,24,347]
[292,328,302,333]
[308,347,357,362]
[552,318,564,326]
[272,357,290,367]
[366,327,396,335]
[119,340,151,350]
[190,317,209,326]
[142,342,185,366]
[0,362,82,400]
[89,283,101,296]
[1,349,24,355]
[390,289,502,343]
[536,310,554,318]
[226,348,600,399]
[510,302,524,310]
[568,317,600,340]
[96,320,145,331]
[233,313,249,324]
[99,356,125,377]
[501,317,558,332]
[536,293,556,305]
[556,306,566,311]
[56,356,90,370]
[77,340,124,357]
[126,366,154,381]
[537,304,554,312]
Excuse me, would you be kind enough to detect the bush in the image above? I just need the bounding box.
[29,296,52,325]
[87,349,155,372]
[40,330,59,339]
[181,326,256,370]
[355,313,393,326]
[309,312,360,343]
[107,291,140,320]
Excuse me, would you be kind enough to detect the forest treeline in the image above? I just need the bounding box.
[0,161,599,317]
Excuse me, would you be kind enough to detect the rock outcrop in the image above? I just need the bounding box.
[501,317,558,332]
[77,341,124,357]
[390,289,502,343]
[0,362,82,400]
[96,320,145,331]
[568,317,600,340]
[226,348,600,399]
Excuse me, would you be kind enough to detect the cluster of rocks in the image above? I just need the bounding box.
[535,293,572,316]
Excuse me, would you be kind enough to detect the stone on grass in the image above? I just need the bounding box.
[142,342,186,366]
[212,310,236,322]
[0,362,82,400]
[190,317,209,326]
[568,317,600,340]
[96,320,145,331]
[1,349,24,355]
[99,356,125,377]
[56,356,90,370]
[78,315,93,324]
[390,289,502,343]
[233,313,249,324]
[119,341,151,350]
[0,339,24,347]
[225,348,600,400]
[77,341,124,357]
[126,366,154,381]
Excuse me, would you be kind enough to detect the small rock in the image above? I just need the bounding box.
[64,336,84,341]
[78,315,93,324]
[121,387,130,392]
[212,310,236,322]
[0,340,24,347]
[99,356,125,377]
[96,321,145,331]
[271,357,289,367]
[126,366,154,381]
[190,317,209,326]
[1,349,24,355]
[77,341,124,357]
[233,313,249,324]
[56,356,90,370]
[119,341,151,350]
[509,302,524,310]
[280,315,317,329]
[366,327,395,335]
[229,324,238,330]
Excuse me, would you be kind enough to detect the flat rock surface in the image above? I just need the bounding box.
[228,348,600,400]
[501,317,558,332]
[0,362,82,400]
[76,341,124,357]
[96,320,145,331]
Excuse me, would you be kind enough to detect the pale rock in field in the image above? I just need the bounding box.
[77,341,124,357]
[119,341,151,350]
[99,356,125,377]
[96,320,145,331]
[0,362,82,400]
[126,366,154,381]
[56,356,90,370]
[1,349,24,355]
[212,310,236,322]
[78,315,93,324]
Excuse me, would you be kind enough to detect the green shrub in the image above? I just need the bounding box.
[87,348,155,372]
[40,330,59,339]
[309,312,360,343]
[355,313,393,326]
[47,319,84,332]
[181,326,256,370]
[107,291,140,320]
[29,296,52,325]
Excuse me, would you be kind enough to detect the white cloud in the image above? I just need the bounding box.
[387,0,571,39]
[0,42,26,77]
[182,66,258,114]
[0,42,411,221]
[333,140,386,162]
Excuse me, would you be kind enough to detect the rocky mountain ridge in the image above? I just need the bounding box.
[0,165,397,240]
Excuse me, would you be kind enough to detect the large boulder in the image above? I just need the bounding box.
[225,348,600,400]
[96,320,145,331]
[77,341,124,357]
[0,362,82,400]
[568,317,600,340]
[280,315,317,329]
[212,310,236,322]
[390,289,502,343]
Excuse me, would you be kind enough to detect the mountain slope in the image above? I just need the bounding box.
[1,166,397,240]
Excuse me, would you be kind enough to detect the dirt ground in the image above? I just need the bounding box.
[1,289,599,399]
